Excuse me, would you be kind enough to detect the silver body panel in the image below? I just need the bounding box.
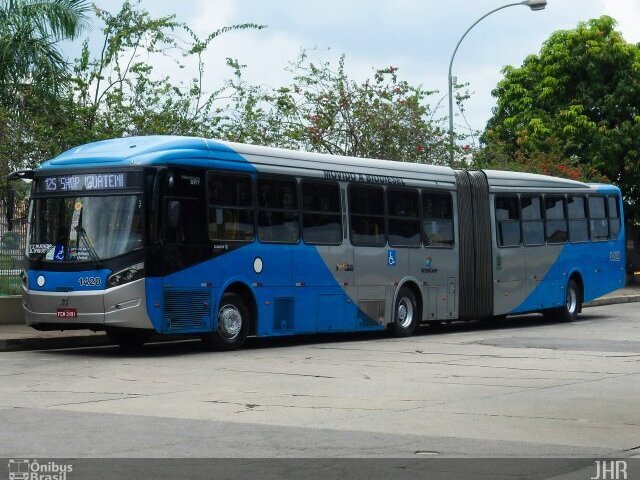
[24,278,153,330]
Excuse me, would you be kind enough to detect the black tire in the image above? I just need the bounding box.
[390,287,418,337]
[106,328,151,350]
[544,278,581,322]
[205,292,249,350]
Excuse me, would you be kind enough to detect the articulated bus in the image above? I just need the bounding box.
[9,136,626,348]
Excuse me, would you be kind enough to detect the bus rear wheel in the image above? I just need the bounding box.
[544,278,581,322]
[205,293,249,350]
[390,287,418,337]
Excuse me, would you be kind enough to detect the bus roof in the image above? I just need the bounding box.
[39,135,609,192]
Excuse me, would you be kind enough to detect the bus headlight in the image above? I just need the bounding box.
[107,263,144,288]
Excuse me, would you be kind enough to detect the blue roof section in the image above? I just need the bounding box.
[39,136,239,170]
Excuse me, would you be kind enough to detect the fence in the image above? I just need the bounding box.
[0,199,28,295]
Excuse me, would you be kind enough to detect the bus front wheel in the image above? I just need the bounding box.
[390,287,418,337]
[205,292,249,350]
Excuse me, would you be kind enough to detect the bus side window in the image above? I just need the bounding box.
[257,176,300,244]
[608,195,621,240]
[349,185,386,246]
[588,196,609,242]
[388,188,421,247]
[301,180,342,245]
[521,196,544,246]
[207,172,254,242]
[544,195,568,244]
[422,191,454,248]
[567,195,588,243]
[495,195,521,247]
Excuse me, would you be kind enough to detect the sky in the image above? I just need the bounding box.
[61,0,640,141]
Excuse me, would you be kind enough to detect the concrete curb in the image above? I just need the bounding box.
[584,295,640,308]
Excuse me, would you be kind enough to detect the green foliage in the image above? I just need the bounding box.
[0,0,467,197]
[0,0,91,100]
[473,141,607,183]
[0,0,92,195]
[483,16,640,221]
[69,1,263,142]
[222,51,456,164]
[0,0,263,196]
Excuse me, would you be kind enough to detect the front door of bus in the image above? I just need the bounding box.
[160,170,213,334]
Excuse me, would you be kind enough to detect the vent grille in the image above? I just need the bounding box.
[164,288,210,331]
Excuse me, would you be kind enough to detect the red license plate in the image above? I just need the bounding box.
[56,308,77,318]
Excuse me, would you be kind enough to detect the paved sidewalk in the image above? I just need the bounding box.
[1,286,638,352]
[583,285,640,307]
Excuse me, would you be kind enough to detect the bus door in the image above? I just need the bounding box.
[160,170,213,334]
[294,180,353,333]
[349,185,388,330]
[493,195,525,315]
[253,176,295,335]
[419,190,457,321]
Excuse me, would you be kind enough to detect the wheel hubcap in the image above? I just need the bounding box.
[566,287,577,315]
[397,297,414,329]
[218,304,242,339]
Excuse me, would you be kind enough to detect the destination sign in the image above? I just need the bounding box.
[36,172,138,192]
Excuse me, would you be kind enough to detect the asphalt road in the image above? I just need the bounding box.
[1,303,639,459]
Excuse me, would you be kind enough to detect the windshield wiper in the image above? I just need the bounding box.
[74,207,100,263]
[75,225,100,261]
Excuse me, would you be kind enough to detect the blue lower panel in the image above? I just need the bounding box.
[145,243,384,336]
[511,239,625,314]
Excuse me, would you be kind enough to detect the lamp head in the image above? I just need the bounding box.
[523,0,547,10]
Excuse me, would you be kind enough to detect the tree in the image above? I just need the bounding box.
[0,0,91,101]
[482,16,640,221]
[0,0,263,184]
[222,51,458,165]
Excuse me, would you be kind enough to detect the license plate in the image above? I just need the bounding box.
[56,308,77,318]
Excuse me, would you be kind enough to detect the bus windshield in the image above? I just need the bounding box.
[28,195,143,262]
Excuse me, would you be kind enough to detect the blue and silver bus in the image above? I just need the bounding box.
[8,136,626,348]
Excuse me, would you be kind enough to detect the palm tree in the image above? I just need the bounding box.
[0,0,91,96]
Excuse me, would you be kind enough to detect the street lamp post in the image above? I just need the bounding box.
[447,0,547,166]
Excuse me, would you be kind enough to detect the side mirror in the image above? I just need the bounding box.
[167,200,181,229]
[6,187,15,232]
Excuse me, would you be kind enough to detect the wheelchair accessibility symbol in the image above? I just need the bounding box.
[53,245,65,262]
[387,250,396,266]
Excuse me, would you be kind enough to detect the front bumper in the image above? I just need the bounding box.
[23,278,154,331]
